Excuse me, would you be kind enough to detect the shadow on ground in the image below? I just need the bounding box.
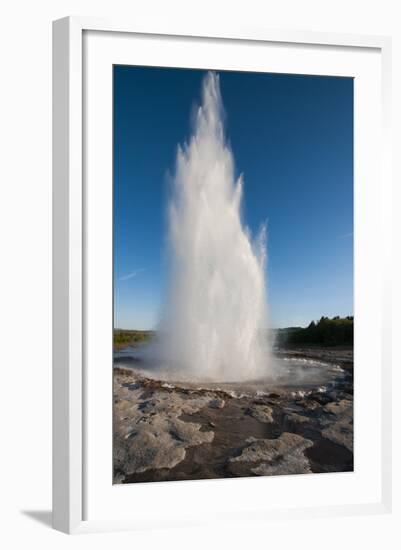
[21,510,52,528]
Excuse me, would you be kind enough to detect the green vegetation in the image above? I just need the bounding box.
[114,316,353,350]
[276,316,353,346]
[113,329,154,348]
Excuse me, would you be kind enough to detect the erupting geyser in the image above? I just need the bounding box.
[160,72,272,382]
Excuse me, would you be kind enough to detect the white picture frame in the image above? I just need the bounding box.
[52,16,392,534]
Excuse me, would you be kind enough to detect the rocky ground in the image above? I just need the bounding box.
[113,347,353,484]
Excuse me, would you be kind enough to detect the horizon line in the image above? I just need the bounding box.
[114,314,354,333]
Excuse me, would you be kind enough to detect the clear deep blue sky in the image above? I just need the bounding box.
[114,66,353,330]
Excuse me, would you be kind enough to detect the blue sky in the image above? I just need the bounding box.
[114,66,353,329]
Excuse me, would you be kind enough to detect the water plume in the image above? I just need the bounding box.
[159,72,272,382]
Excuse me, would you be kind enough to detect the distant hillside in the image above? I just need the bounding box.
[114,329,154,348]
[275,316,353,346]
[115,317,353,349]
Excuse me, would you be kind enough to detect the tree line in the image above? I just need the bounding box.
[276,316,353,346]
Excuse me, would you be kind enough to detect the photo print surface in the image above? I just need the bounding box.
[113,66,354,484]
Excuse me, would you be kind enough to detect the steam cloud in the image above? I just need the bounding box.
[158,72,272,382]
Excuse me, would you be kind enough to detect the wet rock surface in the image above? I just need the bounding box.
[229,433,313,476]
[321,399,353,452]
[113,377,214,477]
[113,347,353,483]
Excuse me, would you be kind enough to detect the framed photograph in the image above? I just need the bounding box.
[53,17,392,534]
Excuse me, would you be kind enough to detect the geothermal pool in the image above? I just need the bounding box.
[113,344,345,395]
